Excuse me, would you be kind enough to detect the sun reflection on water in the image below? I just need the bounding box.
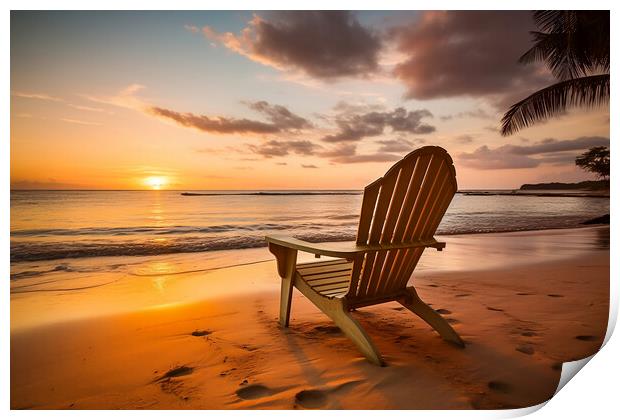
[146,261,175,292]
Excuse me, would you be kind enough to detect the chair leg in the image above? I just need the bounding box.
[279,271,296,327]
[293,278,384,366]
[268,243,298,328]
[399,286,465,347]
[328,307,385,366]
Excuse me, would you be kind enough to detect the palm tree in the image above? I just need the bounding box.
[501,11,609,136]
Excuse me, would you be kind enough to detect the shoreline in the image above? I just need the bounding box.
[10,223,610,264]
[10,226,609,330]
[10,226,610,409]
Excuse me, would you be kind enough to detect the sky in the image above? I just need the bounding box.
[10,10,610,190]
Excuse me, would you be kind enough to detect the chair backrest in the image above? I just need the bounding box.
[347,146,457,302]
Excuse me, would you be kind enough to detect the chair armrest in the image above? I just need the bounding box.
[265,235,446,259]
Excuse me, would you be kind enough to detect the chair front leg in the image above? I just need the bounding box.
[268,243,298,327]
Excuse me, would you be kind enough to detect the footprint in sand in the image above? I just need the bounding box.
[455,293,470,298]
[516,292,534,296]
[191,330,211,337]
[521,331,538,337]
[239,344,259,352]
[445,318,460,325]
[486,307,504,312]
[295,389,328,409]
[436,309,452,314]
[515,345,535,355]
[392,307,405,311]
[575,335,598,342]
[547,294,564,298]
[487,381,513,393]
[155,366,194,399]
[219,367,237,376]
[155,365,194,382]
[236,384,273,400]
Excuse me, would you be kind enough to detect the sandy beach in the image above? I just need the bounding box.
[10,226,609,409]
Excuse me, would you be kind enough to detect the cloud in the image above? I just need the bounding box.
[84,84,148,111]
[332,100,386,114]
[184,24,200,34]
[319,143,401,164]
[375,138,419,153]
[459,145,539,169]
[455,135,474,144]
[538,152,584,165]
[248,140,320,158]
[244,135,422,165]
[149,100,311,135]
[66,103,106,113]
[244,101,312,129]
[440,108,493,121]
[11,91,63,102]
[499,137,610,155]
[318,143,356,159]
[61,118,103,126]
[331,151,403,164]
[391,11,551,105]
[87,85,311,136]
[323,106,435,142]
[150,107,280,135]
[248,141,402,165]
[202,11,382,79]
[458,136,610,169]
[13,90,107,113]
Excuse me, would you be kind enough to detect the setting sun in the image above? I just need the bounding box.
[144,176,167,190]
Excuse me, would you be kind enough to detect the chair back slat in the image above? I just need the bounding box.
[391,154,432,242]
[356,181,381,245]
[390,168,453,291]
[346,146,457,301]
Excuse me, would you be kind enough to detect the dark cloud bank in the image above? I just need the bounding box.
[458,136,610,169]
[391,11,551,106]
[202,11,549,108]
[204,11,382,80]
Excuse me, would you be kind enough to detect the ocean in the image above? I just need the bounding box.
[10,190,610,263]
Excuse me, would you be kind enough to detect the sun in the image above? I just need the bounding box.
[144,176,167,190]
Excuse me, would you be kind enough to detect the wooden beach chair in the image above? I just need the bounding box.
[265,146,463,365]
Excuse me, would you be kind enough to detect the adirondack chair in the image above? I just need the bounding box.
[265,146,463,366]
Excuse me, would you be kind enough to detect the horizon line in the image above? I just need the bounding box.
[9,188,524,192]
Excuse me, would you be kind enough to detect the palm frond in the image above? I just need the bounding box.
[521,11,610,79]
[533,11,577,33]
[500,74,609,136]
[519,31,592,80]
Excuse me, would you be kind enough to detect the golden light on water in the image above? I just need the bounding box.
[144,176,167,190]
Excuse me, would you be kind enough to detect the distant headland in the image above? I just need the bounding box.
[519,180,609,191]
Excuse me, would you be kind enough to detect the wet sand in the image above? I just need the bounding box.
[10,227,609,409]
